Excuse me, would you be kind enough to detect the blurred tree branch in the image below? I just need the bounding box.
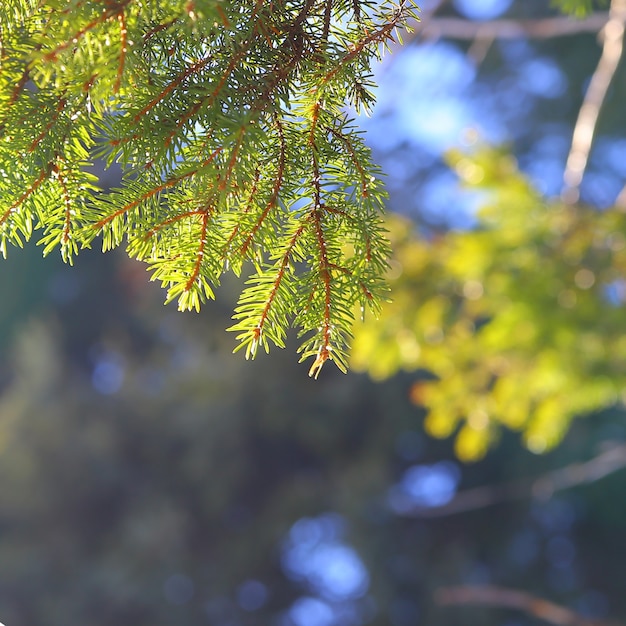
[404,441,626,518]
[411,4,626,205]
[416,12,610,40]
[435,585,622,626]
[562,0,626,203]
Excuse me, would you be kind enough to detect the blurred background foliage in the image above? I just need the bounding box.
[3,1,626,625]
[352,147,626,460]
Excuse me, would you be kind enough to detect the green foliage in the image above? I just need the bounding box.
[551,0,608,16]
[352,147,626,460]
[0,0,417,376]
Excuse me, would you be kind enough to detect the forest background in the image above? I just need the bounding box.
[2,0,626,625]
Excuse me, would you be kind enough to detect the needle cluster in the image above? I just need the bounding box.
[0,0,417,376]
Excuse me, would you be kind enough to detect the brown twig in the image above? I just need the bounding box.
[403,442,626,518]
[114,10,128,93]
[52,161,72,247]
[92,150,221,230]
[250,220,307,352]
[435,585,621,626]
[1,164,52,226]
[240,115,285,256]
[184,209,211,291]
[308,150,333,379]
[415,12,610,41]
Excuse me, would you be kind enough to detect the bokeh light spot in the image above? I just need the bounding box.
[237,579,269,611]
[92,352,125,395]
[287,597,335,626]
[453,0,513,20]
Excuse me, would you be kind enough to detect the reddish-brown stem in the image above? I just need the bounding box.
[93,151,221,230]
[8,67,31,106]
[291,0,318,32]
[253,221,307,342]
[321,15,400,87]
[202,47,246,103]
[240,116,285,255]
[160,0,265,145]
[309,150,332,376]
[322,205,349,217]
[436,586,606,626]
[216,5,231,28]
[218,126,247,191]
[114,10,128,93]
[142,18,177,42]
[361,281,374,300]
[308,102,320,146]
[322,0,332,42]
[93,181,180,230]
[29,97,67,152]
[108,133,138,148]
[43,12,115,62]
[327,262,374,300]
[184,210,210,291]
[327,126,369,197]
[1,165,51,226]
[83,73,98,92]
[223,168,260,254]
[163,98,205,148]
[132,54,213,123]
[185,1,196,19]
[53,162,72,245]
[143,208,206,239]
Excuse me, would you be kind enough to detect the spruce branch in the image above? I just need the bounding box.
[0,0,418,375]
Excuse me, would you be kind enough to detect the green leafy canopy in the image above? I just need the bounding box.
[0,0,417,376]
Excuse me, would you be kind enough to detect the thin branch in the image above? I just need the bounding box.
[240,115,285,256]
[7,65,32,106]
[28,96,67,152]
[322,0,332,42]
[250,220,307,353]
[143,208,206,239]
[435,586,622,626]
[42,1,130,62]
[217,125,247,192]
[1,164,52,226]
[327,126,370,197]
[309,150,333,379]
[562,0,626,203]
[136,0,264,152]
[414,12,610,41]
[114,10,128,93]
[52,161,72,247]
[532,441,626,498]
[615,183,626,209]
[92,151,222,230]
[131,54,214,123]
[222,167,260,256]
[403,441,626,518]
[321,2,411,87]
[184,209,210,291]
